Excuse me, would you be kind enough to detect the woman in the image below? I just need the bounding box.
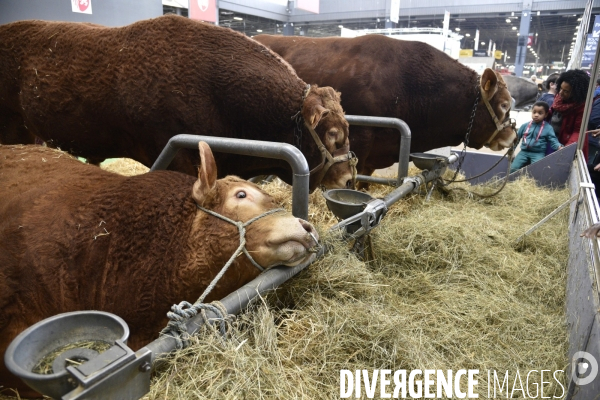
[546,69,590,161]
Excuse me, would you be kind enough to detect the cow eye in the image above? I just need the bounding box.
[236,191,246,199]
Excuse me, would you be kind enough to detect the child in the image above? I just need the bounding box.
[510,101,563,174]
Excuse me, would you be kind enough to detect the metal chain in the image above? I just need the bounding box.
[291,84,312,149]
[438,86,480,187]
[293,112,303,149]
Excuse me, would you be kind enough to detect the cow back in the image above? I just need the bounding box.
[0,16,307,176]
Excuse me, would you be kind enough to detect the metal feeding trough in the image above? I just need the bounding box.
[410,152,449,171]
[4,310,151,400]
[323,189,375,220]
[323,189,387,237]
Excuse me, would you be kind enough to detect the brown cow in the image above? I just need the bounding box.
[255,34,517,178]
[0,142,319,397]
[0,15,354,191]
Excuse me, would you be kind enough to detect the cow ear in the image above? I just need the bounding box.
[480,68,499,99]
[309,105,330,129]
[192,141,217,202]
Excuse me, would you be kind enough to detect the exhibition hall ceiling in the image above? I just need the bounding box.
[164,4,596,65]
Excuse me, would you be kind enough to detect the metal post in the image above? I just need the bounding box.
[283,23,293,35]
[150,134,310,220]
[514,0,532,77]
[344,115,412,187]
[214,0,219,26]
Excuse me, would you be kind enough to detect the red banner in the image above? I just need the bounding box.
[189,0,216,22]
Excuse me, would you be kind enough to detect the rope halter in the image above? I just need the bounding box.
[480,84,517,147]
[304,121,358,189]
[293,84,358,188]
[196,205,287,273]
[161,205,287,349]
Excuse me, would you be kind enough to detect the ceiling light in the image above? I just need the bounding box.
[578,17,583,21]
[455,27,460,31]
[256,29,262,32]
[481,41,485,45]
[338,25,343,28]
[507,56,511,59]
[506,19,511,23]
[512,26,517,30]
[465,33,471,37]
[527,45,531,48]
[233,17,243,20]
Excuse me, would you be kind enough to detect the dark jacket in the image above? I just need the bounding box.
[588,95,600,147]
[538,92,555,108]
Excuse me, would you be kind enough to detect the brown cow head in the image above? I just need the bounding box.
[471,69,517,151]
[192,142,319,268]
[301,85,355,190]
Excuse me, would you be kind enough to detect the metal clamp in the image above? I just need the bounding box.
[62,341,153,400]
[347,198,388,238]
[402,175,424,193]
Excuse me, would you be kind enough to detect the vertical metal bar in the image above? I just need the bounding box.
[149,134,310,220]
[514,0,532,77]
[568,0,594,70]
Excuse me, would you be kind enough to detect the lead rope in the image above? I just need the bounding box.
[440,144,515,199]
[160,206,286,349]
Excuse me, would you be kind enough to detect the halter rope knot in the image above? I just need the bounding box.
[161,206,286,348]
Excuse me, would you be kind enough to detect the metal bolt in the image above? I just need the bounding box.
[139,362,151,373]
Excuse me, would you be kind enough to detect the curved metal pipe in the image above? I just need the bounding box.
[345,115,412,186]
[150,134,310,220]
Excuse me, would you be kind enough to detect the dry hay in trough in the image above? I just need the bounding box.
[141,170,570,399]
[0,160,570,399]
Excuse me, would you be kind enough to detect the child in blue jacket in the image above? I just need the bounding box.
[510,101,563,174]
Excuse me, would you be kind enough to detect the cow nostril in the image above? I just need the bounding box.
[298,218,313,233]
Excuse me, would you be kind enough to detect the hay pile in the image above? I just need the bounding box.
[141,170,569,399]
[100,158,150,176]
[0,162,570,399]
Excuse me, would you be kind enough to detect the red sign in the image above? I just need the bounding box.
[527,36,533,46]
[78,0,89,12]
[71,0,92,14]
[189,0,216,22]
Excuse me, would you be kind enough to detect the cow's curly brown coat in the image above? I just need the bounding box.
[255,34,516,177]
[0,15,350,190]
[0,143,318,397]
